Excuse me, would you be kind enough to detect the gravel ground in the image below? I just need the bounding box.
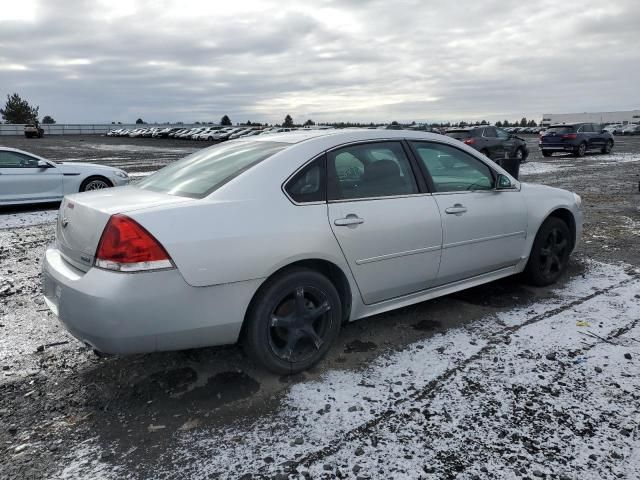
[1,134,639,479]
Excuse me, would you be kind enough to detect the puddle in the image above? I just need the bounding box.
[344,340,377,353]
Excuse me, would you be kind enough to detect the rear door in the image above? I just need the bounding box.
[327,141,443,304]
[409,141,527,285]
[0,150,63,204]
[481,127,503,159]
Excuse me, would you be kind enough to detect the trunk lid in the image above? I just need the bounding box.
[56,186,192,272]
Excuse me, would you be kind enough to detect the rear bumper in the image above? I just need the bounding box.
[539,143,575,152]
[42,246,262,354]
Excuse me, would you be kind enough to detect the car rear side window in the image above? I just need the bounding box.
[138,141,288,199]
[285,156,326,204]
[446,131,471,140]
[546,126,574,134]
[411,142,494,193]
[327,142,418,200]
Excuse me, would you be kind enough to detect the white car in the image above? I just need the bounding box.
[0,147,129,206]
[42,130,581,373]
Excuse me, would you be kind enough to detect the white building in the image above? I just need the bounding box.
[541,110,640,127]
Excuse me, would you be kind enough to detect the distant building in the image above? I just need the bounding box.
[541,110,640,127]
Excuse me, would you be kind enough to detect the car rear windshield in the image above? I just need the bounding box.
[545,126,575,134]
[446,131,471,140]
[138,141,288,199]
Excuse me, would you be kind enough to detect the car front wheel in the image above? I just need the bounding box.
[80,176,112,192]
[523,217,571,286]
[244,268,342,374]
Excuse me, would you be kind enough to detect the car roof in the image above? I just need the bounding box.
[243,128,467,147]
[0,146,47,160]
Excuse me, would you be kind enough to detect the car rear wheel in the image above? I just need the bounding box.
[601,140,613,154]
[514,147,525,163]
[80,176,112,192]
[574,142,586,157]
[243,268,342,374]
[523,217,571,286]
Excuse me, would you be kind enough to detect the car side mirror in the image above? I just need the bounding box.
[37,160,52,168]
[495,174,512,190]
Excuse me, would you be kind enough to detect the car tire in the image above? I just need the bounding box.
[80,176,113,192]
[601,140,613,154]
[523,217,571,287]
[243,268,342,374]
[574,142,587,157]
[514,147,526,163]
[542,151,552,157]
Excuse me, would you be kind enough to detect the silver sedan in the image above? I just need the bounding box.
[42,130,582,374]
[0,147,129,205]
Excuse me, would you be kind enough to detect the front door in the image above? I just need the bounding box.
[409,141,527,285]
[326,141,443,304]
[0,151,63,204]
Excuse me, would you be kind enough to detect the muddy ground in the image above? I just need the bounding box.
[0,134,639,479]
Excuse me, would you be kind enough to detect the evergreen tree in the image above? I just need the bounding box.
[0,93,39,124]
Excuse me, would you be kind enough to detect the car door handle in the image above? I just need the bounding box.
[445,204,467,215]
[334,216,364,226]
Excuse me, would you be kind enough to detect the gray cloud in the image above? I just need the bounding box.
[0,0,638,124]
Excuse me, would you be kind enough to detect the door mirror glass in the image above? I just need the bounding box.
[496,174,512,190]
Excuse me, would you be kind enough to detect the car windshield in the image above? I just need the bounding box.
[446,131,471,140]
[138,141,288,199]
[545,126,574,134]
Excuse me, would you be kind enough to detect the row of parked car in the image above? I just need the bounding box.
[602,123,640,135]
[106,126,321,141]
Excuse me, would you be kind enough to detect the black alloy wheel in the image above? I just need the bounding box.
[601,140,613,154]
[244,269,342,374]
[524,217,571,286]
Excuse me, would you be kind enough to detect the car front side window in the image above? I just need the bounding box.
[411,142,494,193]
[0,151,39,168]
[327,142,418,200]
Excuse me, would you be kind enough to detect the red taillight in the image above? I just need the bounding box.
[95,214,173,272]
[562,133,577,140]
[463,138,475,145]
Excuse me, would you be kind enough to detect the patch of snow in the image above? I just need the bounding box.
[0,209,58,229]
[144,261,638,479]
[520,161,569,176]
[49,261,640,479]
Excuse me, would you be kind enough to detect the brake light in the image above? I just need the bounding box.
[95,214,173,272]
[562,133,577,140]
[463,138,475,145]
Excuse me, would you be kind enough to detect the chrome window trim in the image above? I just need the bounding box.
[327,192,433,204]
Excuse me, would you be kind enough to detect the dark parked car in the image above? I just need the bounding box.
[446,126,529,162]
[539,123,614,157]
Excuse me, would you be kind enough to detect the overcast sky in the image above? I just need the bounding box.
[1,0,638,125]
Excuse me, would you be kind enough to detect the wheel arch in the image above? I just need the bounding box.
[546,207,577,251]
[241,258,353,340]
[79,174,113,192]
